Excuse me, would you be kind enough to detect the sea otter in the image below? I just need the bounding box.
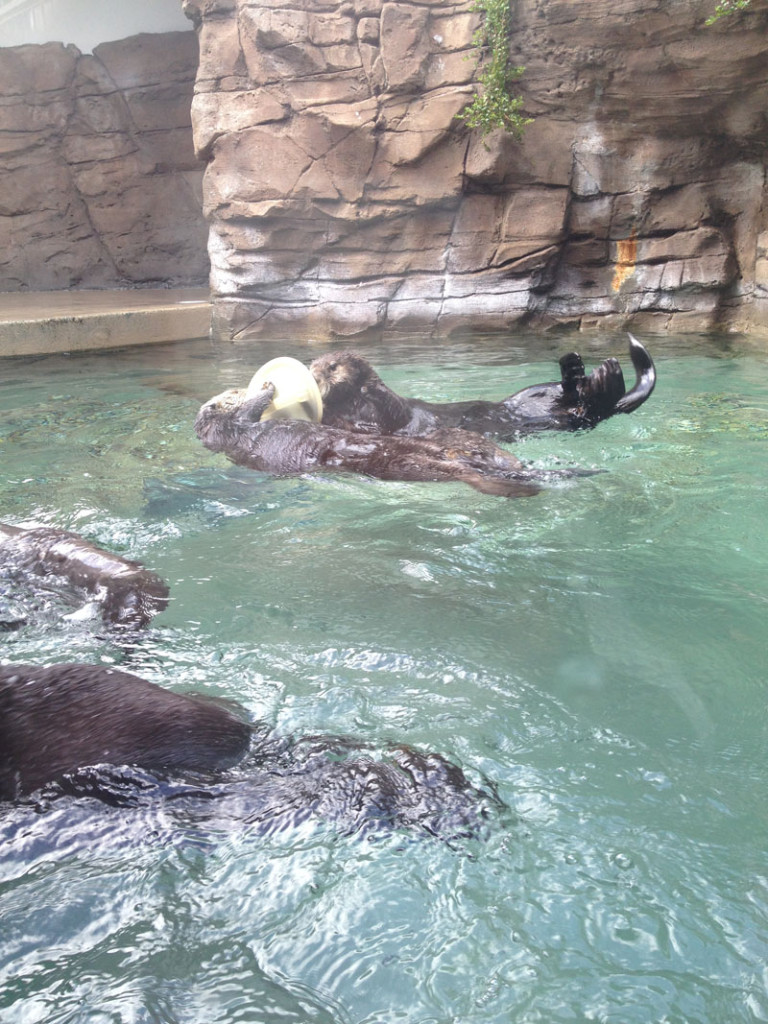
[0,663,499,838]
[0,663,251,800]
[0,523,169,630]
[310,335,656,441]
[194,383,596,499]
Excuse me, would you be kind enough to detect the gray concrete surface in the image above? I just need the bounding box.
[0,289,211,357]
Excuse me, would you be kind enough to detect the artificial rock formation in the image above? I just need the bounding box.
[0,32,208,292]
[184,0,768,339]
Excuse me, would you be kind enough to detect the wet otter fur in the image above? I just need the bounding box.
[0,663,251,800]
[0,663,499,838]
[0,523,169,631]
[310,335,656,441]
[194,383,595,498]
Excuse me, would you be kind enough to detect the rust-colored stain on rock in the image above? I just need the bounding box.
[612,229,638,291]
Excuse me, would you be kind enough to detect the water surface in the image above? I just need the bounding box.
[1,331,766,1023]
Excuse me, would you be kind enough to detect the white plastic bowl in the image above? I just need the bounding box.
[245,356,324,423]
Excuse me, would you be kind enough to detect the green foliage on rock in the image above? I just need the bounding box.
[706,0,752,24]
[458,0,532,138]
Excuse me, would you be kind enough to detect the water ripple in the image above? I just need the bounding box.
[1,340,767,1023]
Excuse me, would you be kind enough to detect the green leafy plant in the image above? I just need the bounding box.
[457,0,532,138]
[706,0,751,24]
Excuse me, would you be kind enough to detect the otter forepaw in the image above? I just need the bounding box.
[239,382,277,423]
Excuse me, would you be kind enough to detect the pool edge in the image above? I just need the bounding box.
[0,289,212,357]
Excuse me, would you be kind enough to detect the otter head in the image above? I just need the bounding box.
[194,388,247,447]
[309,352,383,403]
[199,388,246,416]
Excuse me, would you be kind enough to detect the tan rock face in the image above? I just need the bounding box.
[188,0,768,337]
[0,32,208,292]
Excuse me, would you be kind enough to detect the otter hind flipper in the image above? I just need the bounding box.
[613,334,656,414]
[572,335,656,424]
[582,357,627,422]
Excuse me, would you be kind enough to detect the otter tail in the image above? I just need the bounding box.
[463,473,542,498]
[462,466,601,497]
[509,465,605,491]
[613,334,656,414]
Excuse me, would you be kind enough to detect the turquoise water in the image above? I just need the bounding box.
[1,332,767,1023]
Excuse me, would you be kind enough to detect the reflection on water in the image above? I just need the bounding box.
[1,333,767,1023]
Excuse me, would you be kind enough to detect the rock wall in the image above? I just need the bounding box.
[0,31,208,292]
[185,0,768,339]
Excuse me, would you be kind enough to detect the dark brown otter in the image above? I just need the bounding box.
[0,663,251,800]
[194,383,596,499]
[0,663,499,838]
[310,334,656,441]
[0,523,169,630]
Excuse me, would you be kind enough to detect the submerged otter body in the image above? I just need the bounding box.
[194,384,595,499]
[0,663,499,838]
[0,523,169,631]
[310,335,656,441]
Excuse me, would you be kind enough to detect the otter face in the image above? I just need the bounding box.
[194,388,248,448]
[200,389,246,415]
[310,352,379,401]
[195,389,247,430]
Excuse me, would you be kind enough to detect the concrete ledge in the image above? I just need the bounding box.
[0,288,212,357]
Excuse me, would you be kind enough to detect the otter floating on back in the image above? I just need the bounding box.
[194,381,598,499]
[310,335,656,441]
